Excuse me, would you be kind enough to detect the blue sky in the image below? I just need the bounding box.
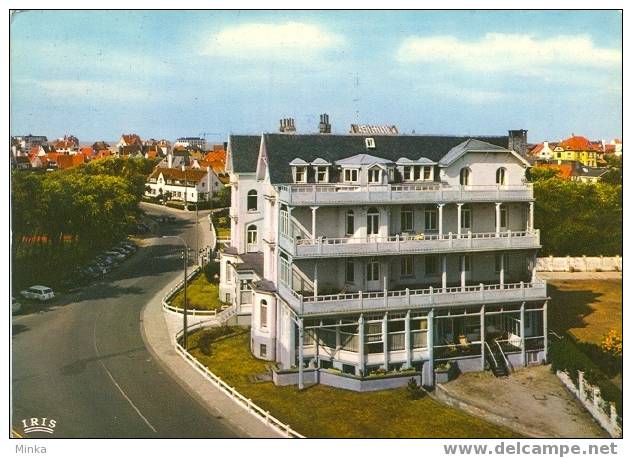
[10,10,622,143]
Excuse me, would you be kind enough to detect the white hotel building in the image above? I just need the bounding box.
[219,125,548,390]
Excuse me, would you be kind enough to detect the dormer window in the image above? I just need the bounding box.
[365,138,375,149]
[343,168,359,183]
[295,166,307,183]
[315,166,329,183]
[368,167,381,184]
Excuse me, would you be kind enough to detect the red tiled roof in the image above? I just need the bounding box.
[80,147,94,156]
[57,153,86,170]
[559,135,599,152]
[121,134,142,145]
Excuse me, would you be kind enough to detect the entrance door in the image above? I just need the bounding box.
[367,207,380,241]
[366,261,381,291]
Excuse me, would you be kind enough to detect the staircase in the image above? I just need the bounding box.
[484,340,509,377]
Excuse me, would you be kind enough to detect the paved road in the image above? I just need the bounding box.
[11,205,241,438]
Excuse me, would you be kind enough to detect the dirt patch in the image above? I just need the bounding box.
[438,365,608,438]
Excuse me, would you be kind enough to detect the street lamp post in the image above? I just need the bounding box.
[162,235,189,349]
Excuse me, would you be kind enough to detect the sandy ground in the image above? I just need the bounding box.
[441,365,608,438]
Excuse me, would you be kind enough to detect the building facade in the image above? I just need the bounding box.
[219,131,548,390]
[145,166,222,202]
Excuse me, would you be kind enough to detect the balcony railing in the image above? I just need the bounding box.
[277,183,533,206]
[278,278,547,316]
[279,230,540,257]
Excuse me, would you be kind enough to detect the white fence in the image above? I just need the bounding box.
[536,256,621,272]
[557,370,621,438]
[174,324,304,438]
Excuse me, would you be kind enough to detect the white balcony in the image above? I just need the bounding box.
[279,230,540,258]
[277,183,533,206]
[278,277,548,316]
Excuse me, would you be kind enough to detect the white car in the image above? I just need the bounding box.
[20,285,55,301]
[12,296,21,313]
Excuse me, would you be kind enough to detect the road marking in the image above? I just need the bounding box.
[92,319,158,433]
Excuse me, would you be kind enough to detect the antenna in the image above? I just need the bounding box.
[352,72,360,122]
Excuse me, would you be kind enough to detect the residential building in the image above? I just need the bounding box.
[145,166,222,202]
[551,135,599,167]
[12,134,48,150]
[174,136,207,150]
[529,141,557,161]
[219,125,547,390]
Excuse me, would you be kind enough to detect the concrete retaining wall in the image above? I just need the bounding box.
[536,256,621,272]
[272,368,422,391]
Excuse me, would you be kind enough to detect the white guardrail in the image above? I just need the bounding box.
[174,324,304,438]
[162,266,221,317]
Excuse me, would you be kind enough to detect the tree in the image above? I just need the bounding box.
[528,166,560,182]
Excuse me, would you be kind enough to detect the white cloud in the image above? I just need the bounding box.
[397,33,621,74]
[201,21,345,59]
[22,78,150,101]
[414,82,507,104]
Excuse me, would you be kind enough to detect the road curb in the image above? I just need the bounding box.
[139,271,282,438]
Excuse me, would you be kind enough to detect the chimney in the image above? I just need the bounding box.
[318,113,331,134]
[279,117,296,133]
[167,151,173,169]
[508,129,528,157]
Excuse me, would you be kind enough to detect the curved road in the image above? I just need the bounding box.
[11,205,241,438]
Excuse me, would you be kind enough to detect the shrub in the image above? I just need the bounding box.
[601,329,622,358]
[407,378,424,400]
[204,261,220,283]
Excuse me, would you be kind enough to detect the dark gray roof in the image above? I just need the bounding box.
[229,135,260,173]
[439,139,513,166]
[263,134,509,184]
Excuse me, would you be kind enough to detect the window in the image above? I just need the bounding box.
[424,207,437,231]
[345,261,355,283]
[461,205,471,231]
[346,210,355,236]
[295,166,307,183]
[401,256,414,277]
[368,167,381,184]
[496,168,506,186]
[496,204,508,229]
[460,255,471,272]
[495,254,505,273]
[279,253,290,286]
[280,207,289,236]
[226,261,233,282]
[401,206,414,232]
[247,224,258,245]
[365,138,375,148]
[425,255,437,275]
[366,261,380,281]
[260,300,268,328]
[247,189,258,211]
[367,207,379,235]
[403,166,414,181]
[343,169,359,183]
[316,166,328,182]
[260,344,267,357]
[423,166,432,180]
[460,167,470,186]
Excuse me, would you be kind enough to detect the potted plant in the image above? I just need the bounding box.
[434,361,455,383]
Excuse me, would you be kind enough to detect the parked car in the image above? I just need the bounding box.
[104,251,126,261]
[111,247,132,256]
[12,296,21,313]
[20,285,55,301]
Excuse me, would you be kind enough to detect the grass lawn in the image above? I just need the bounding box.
[186,328,520,438]
[547,279,622,344]
[170,274,225,311]
[547,278,622,390]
